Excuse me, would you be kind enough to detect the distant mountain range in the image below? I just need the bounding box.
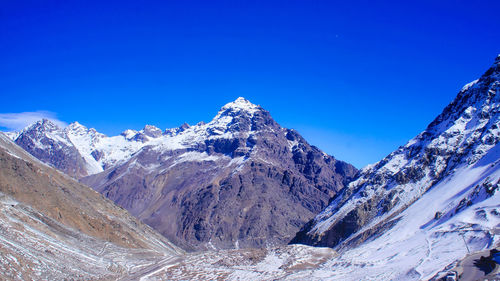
[9,97,357,250]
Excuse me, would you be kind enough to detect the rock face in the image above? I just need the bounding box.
[0,133,182,279]
[14,119,91,178]
[289,55,500,280]
[80,97,357,250]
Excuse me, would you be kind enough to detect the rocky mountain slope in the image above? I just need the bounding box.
[14,119,92,178]
[8,98,356,250]
[290,55,500,279]
[81,98,357,250]
[0,132,183,279]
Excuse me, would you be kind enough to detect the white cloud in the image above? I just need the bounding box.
[0,111,67,131]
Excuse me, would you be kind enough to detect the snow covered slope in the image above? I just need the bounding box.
[0,132,183,279]
[291,55,500,279]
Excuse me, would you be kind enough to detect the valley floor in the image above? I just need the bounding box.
[135,245,335,280]
[130,242,500,281]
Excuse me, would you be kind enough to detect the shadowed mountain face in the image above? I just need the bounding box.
[80,98,357,250]
[292,55,500,254]
[14,119,91,179]
[0,133,182,279]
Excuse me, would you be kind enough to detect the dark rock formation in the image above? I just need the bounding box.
[82,97,357,250]
[14,119,90,178]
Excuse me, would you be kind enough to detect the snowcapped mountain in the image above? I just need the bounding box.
[290,55,500,279]
[64,121,159,172]
[9,97,357,250]
[0,132,183,279]
[10,119,169,178]
[13,119,92,178]
[4,56,499,279]
[81,97,357,250]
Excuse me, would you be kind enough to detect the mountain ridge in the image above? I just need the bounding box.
[8,97,357,250]
[289,55,500,280]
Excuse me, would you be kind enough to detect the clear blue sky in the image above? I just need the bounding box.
[1,0,499,168]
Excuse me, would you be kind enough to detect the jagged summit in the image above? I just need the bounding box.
[26,118,60,132]
[426,54,500,136]
[66,121,91,135]
[14,118,90,178]
[142,124,162,138]
[21,119,68,143]
[202,97,275,138]
[120,129,138,138]
[483,54,500,76]
[179,122,190,131]
[68,121,84,128]
[215,97,262,118]
[223,97,260,110]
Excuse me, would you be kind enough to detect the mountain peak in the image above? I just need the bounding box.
[219,97,261,115]
[39,118,56,126]
[482,54,500,78]
[143,124,160,130]
[121,129,138,139]
[142,124,162,138]
[179,122,190,131]
[67,121,87,131]
[28,119,60,132]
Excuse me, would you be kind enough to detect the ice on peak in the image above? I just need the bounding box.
[460,79,479,92]
[235,97,249,102]
[216,97,261,117]
[121,129,138,139]
[225,97,258,109]
[142,124,163,138]
[69,121,83,127]
[27,119,60,132]
[66,121,88,131]
[143,124,160,131]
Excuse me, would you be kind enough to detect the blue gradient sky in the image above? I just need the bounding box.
[1,0,499,168]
